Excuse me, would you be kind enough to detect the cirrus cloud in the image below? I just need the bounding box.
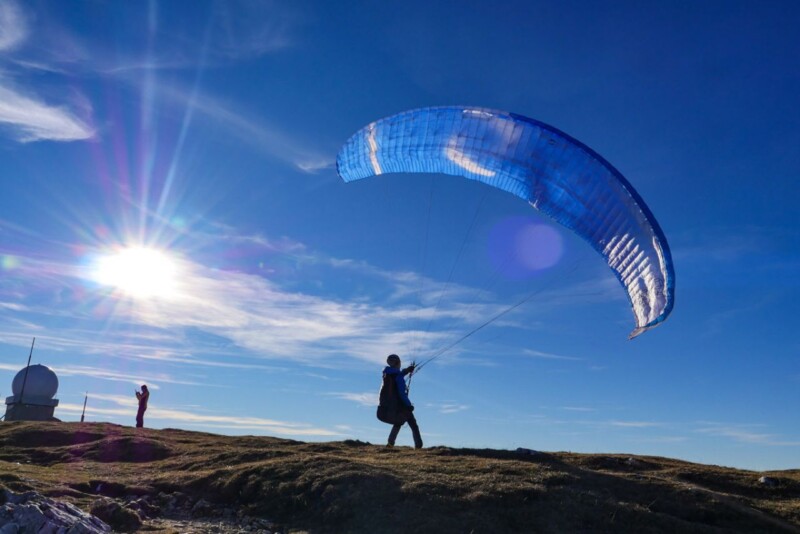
[0,84,94,142]
[0,0,26,51]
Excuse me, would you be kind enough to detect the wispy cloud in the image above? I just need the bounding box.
[672,226,780,264]
[0,362,213,389]
[428,402,469,414]
[93,1,327,173]
[106,0,299,73]
[53,364,220,389]
[135,351,287,372]
[0,362,23,373]
[695,423,800,447]
[608,420,662,428]
[0,217,628,383]
[329,392,377,407]
[0,302,27,312]
[523,349,583,361]
[0,2,94,143]
[0,83,94,142]
[212,0,296,59]
[151,81,333,172]
[701,295,778,339]
[0,303,290,374]
[58,393,339,437]
[330,394,468,416]
[9,58,67,74]
[672,225,799,297]
[0,0,26,51]
[0,224,506,369]
[556,418,666,430]
[630,436,688,444]
[102,70,333,171]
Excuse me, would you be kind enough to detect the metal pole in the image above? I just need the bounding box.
[18,337,35,404]
[80,393,88,423]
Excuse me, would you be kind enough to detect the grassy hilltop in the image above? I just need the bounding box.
[0,421,798,533]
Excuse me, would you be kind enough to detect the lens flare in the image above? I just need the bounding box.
[517,224,563,270]
[488,217,564,278]
[1,255,20,270]
[93,247,179,299]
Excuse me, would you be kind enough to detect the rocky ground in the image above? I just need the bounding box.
[0,421,798,533]
[0,488,279,533]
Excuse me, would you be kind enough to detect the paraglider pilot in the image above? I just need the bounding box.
[135,385,149,428]
[378,354,423,448]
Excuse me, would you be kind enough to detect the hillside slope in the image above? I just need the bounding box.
[0,422,798,533]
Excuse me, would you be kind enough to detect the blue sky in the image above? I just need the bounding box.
[0,0,798,470]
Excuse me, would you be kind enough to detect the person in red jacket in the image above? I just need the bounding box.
[377,354,422,448]
[135,385,149,428]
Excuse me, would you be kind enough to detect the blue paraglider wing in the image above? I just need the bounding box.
[336,107,674,338]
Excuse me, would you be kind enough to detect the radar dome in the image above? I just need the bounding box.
[11,364,59,400]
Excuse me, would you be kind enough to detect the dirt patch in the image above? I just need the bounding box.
[0,425,107,448]
[75,436,173,463]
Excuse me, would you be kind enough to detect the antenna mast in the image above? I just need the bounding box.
[18,337,36,404]
[80,392,88,423]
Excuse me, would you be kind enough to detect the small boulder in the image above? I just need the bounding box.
[625,457,644,468]
[127,497,160,519]
[758,476,778,487]
[90,498,142,532]
[190,498,214,517]
[1,490,110,533]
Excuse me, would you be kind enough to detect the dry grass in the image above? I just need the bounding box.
[0,421,798,533]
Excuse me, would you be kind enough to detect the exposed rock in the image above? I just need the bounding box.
[758,476,778,487]
[89,497,142,531]
[0,490,110,533]
[626,457,645,468]
[159,491,191,514]
[125,496,159,519]
[191,498,214,517]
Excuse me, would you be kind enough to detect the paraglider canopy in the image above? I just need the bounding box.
[337,106,674,338]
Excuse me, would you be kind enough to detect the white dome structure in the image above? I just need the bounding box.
[12,364,59,400]
[4,363,60,422]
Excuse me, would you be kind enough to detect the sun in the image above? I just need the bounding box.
[93,247,180,299]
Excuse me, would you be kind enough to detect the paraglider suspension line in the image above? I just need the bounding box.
[410,178,436,356]
[414,261,585,375]
[414,289,539,374]
[415,189,488,359]
[405,360,416,395]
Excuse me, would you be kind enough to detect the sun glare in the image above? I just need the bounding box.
[94,247,180,299]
